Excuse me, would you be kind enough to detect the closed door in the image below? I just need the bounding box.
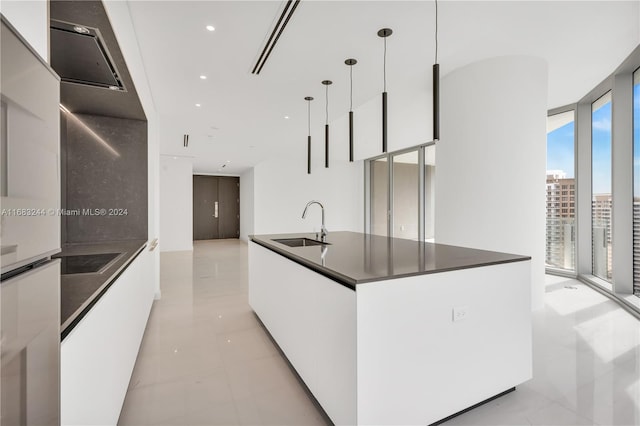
[193,175,219,240]
[217,177,240,239]
[193,175,239,240]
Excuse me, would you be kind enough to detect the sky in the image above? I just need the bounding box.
[548,83,640,197]
[547,119,575,178]
[591,101,612,195]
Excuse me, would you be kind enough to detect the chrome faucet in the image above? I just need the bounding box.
[302,200,327,242]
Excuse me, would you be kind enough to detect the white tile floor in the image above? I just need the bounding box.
[118,240,640,426]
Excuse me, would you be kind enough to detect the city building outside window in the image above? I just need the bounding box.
[546,110,576,271]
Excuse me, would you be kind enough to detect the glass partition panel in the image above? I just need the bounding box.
[424,145,436,242]
[371,157,388,236]
[392,150,419,240]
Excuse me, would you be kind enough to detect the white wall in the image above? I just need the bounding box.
[103,0,161,297]
[435,56,548,311]
[0,0,48,61]
[159,155,193,251]
[240,168,255,241]
[252,151,364,235]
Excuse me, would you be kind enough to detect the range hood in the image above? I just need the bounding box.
[50,19,126,91]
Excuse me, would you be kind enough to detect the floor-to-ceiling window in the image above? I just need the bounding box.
[591,91,613,282]
[546,110,576,271]
[634,68,640,295]
[545,47,640,310]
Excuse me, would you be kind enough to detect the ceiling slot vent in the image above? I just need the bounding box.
[50,19,126,91]
[251,0,301,75]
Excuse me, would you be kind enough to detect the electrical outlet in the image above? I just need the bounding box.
[452,306,468,322]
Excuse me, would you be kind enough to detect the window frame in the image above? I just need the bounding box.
[546,105,578,277]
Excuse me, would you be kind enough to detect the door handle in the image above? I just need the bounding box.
[214,201,219,218]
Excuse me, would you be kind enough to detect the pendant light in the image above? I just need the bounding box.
[378,28,392,153]
[345,58,357,162]
[305,96,313,174]
[433,0,440,141]
[322,80,332,168]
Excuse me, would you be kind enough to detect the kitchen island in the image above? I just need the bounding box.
[249,231,532,425]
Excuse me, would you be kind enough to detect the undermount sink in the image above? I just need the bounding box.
[273,238,330,248]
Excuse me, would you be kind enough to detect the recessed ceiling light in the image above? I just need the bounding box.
[200,75,207,80]
[284,115,290,119]
[226,160,231,163]
[195,103,201,107]
[206,25,215,32]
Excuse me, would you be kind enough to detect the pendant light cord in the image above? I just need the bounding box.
[434,0,438,63]
[383,36,387,92]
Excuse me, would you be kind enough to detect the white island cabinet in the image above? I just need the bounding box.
[61,248,154,426]
[249,232,532,426]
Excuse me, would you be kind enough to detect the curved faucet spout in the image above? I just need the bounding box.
[301,200,327,242]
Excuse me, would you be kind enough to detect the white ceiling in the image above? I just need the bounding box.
[127,0,639,175]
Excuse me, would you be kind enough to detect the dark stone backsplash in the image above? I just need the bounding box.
[62,112,148,243]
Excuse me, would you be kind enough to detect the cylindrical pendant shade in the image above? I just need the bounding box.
[321,80,332,169]
[382,91,388,153]
[325,124,329,168]
[307,135,311,174]
[349,111,354,162]
[433,63,440,141]
[304,96,313,175]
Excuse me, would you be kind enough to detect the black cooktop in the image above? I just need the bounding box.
[56,253,120,275]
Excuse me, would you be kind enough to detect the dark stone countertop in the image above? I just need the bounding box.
[58,239,147,339]
[250,232,530,289]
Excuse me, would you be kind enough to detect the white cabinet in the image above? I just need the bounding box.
[249,243,357,425]
[61,249,154,426]
[249,241,532,426]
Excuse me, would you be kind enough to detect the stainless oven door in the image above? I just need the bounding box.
[1,259,60,425]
